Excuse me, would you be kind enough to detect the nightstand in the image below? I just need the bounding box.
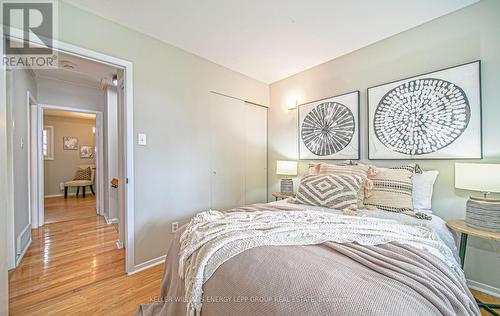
[447,220,500,316]
[272,192,295,201]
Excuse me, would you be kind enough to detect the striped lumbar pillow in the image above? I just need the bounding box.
[364,168,413,212]
[296,174,365,211]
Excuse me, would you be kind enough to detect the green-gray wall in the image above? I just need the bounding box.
[8,69,37,255]
[56,2,269,265]
[269,0,500,292]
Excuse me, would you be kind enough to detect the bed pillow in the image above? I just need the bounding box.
[374,165,437,213]
[307,163,320,175]
[390,163,422,174]
[296,174,365,211]
[317,162,374,209]
[413,170,439,211]
[364,168,414,212]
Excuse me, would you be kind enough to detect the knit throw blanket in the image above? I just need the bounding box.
[178,207,459,316]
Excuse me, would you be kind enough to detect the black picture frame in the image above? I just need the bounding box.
[298,90,360,160]
[367,60,482,160]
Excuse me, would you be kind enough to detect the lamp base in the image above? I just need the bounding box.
[465,197,500,232]
[469,195,500,203]
[280,178,294,196]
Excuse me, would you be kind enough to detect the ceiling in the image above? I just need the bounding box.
[44,109,96,120]
[64,0,478,83]
[33,51,118,88]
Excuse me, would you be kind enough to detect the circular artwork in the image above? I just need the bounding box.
[301,102,355,156]
[374,78,470,155]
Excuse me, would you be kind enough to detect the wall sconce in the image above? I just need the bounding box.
[286,96,299,110]
[92,126,96,134]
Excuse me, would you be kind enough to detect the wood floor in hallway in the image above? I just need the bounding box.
[8,196,162,315]
[44,195,98,224]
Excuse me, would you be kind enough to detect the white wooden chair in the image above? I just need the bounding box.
[64,164,96,198]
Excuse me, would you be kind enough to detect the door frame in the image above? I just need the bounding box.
[33,104,104,228]
[4,34,136,274]
[27,92,37,229]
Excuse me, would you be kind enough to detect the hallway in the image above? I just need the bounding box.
[44,195,98,224]
[8,197,135,315]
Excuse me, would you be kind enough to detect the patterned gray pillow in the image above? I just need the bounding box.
[296,174,365,211]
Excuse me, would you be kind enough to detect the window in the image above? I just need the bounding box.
[43,126,54,160]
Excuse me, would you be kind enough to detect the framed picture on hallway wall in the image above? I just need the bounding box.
[367,60,482,159]
[63,136,78,150]
[80,146,93,159]
[298,91,360,160]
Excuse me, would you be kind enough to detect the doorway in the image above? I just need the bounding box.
[5,37,135,275]
[41,108,100,224]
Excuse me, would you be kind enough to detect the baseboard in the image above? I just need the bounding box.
[45,189,93,198]
[44,194,65,198]
[468,279,500,298]
[128,255,166,276]
[44,192,90,198]
[15,238,31,267]
[104,214,118,225]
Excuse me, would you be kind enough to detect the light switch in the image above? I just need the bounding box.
[138,133,147,145]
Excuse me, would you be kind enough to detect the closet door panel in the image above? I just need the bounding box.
[209,94,245,210]
[244,103,268,204]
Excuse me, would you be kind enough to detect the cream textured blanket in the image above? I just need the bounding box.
[178,209,460,316]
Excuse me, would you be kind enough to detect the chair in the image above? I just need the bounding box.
[64,164,96,198]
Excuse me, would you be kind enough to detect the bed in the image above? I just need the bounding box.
[136,200,480,316]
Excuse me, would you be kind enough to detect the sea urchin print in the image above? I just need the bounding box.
[374,78,470,155]
[301,102,355,156]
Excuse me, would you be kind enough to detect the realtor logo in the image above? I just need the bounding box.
[2,0,58,68]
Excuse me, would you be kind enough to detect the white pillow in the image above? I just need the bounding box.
[412,170,439,211]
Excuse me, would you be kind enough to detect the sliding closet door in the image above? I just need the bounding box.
[244,103,267,204]
[209,93,268,210]
[209,93,245,210]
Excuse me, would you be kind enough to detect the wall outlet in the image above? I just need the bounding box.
[59,182,64,191]
[171,222,179,233]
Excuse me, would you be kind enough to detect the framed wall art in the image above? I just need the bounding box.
[80,145,93,158]
[298,91,359,160]
[63,136,78,150]
[367,60,482,159]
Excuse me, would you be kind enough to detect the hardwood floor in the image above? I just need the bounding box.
[44,195,98,224]
[8,197,499,315]
[470,290,500,316]
[8,196,162,315]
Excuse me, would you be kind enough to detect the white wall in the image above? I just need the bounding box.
[269,0,500,291]
[37,78,105,111]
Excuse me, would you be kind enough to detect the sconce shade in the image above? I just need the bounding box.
[455,163,500,193]
[276,160,297,176]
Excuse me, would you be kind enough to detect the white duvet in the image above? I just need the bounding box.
[271,200,460,263]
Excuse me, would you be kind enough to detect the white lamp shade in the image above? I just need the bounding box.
[276,160,297,176]
[455,163,500,193]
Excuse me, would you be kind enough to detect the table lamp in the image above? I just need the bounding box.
[455,163,500,232]
[276,160,297,195]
